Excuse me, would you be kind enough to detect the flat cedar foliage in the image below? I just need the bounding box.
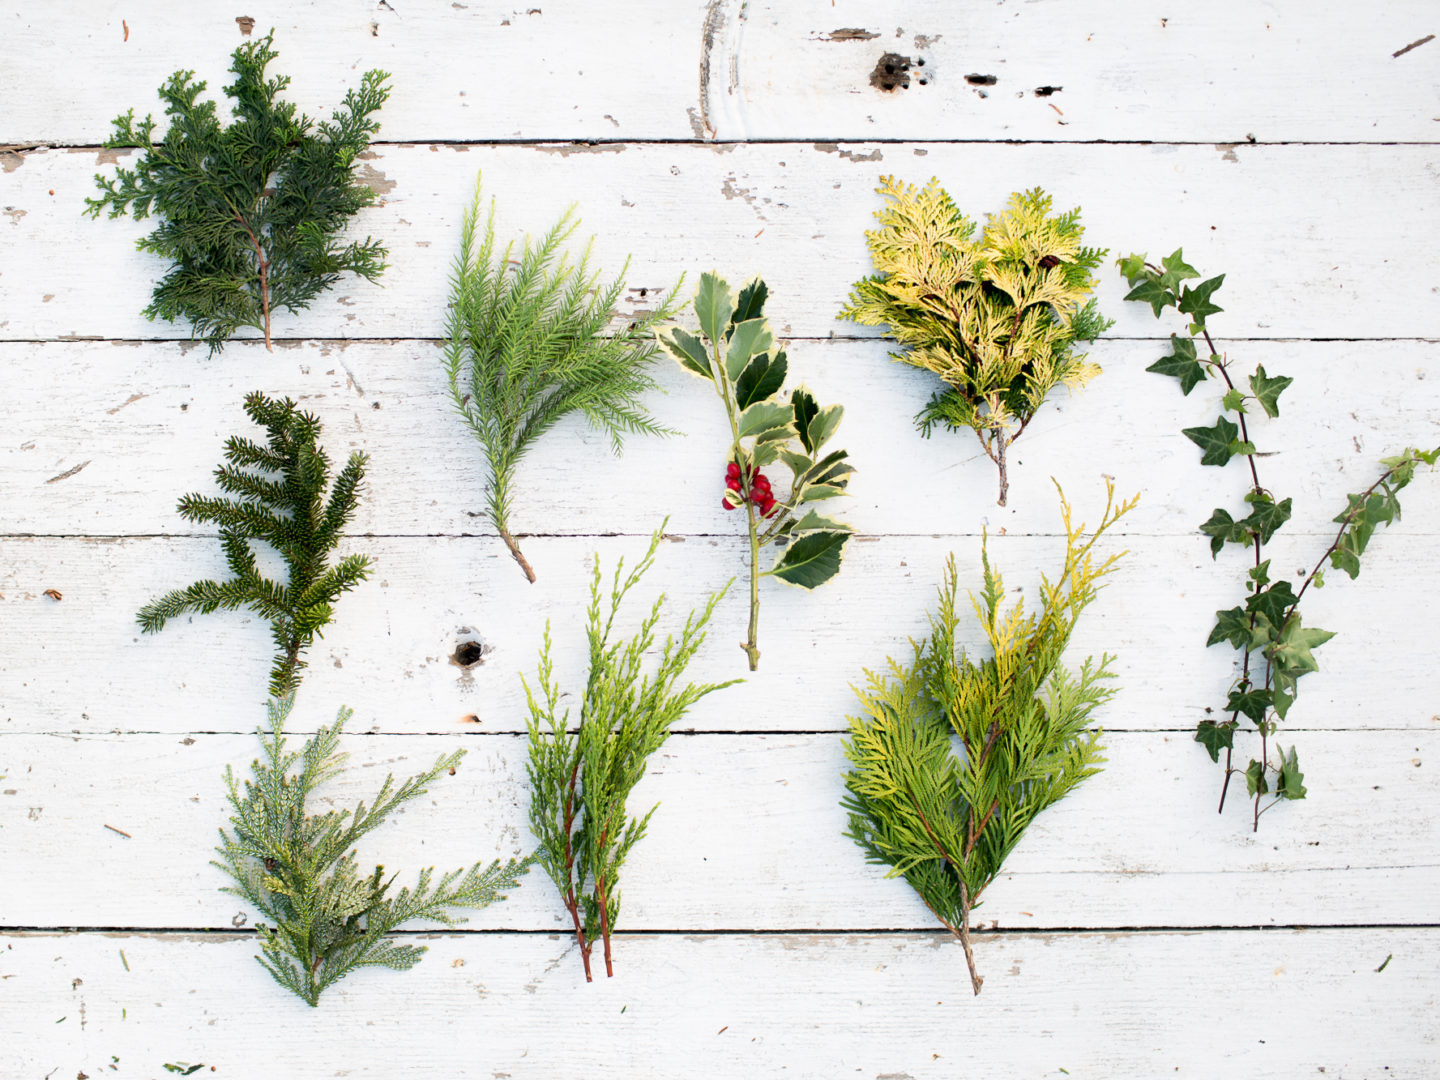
[85,31,390,354]
[524,526,737,980]
[136,392,371,698]
[215,697,530,1006]
[841,177,1111,506]
[843,482,1135,994]
[445,175,679,582]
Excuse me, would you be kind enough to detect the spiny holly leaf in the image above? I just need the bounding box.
[1226,685,1272,724]
[1146,334,1207,395]
[658,326,711,378]
[1249,365,1293,419]
[804,403,844,453]
[1195,719,1237,763]
[1276,745,1306,800]
[738,400,793,439]
[792,387,819,453]
[1244,758,1268,797]
[768,531,849,589]
[695,272,735,347]
[1158,248,1201,292]
[1124,277,1175,318]
[725,318,773,381]
[1240,493,1292,544]
[1183,415,1241,467]
[732,275,769,324]
[1177,274,1225,325]
[735,351,787,409]
[788,509,850,534]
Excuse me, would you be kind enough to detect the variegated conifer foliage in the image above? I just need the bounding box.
[843,482,1135,995]
[841,178,1111,506]
[658,273,854,670]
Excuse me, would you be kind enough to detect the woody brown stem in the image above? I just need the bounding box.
[595,826,614,977]
[499,526,536,583]
[234,209,272,351]
[957,884,983,995]
[560,761,592,981]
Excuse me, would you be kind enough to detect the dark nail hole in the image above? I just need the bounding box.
[964,73,998,86]
[916,58,925,67]
[870,52,913,92]
[454,641,484,666]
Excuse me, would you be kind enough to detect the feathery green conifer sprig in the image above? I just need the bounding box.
[657,272,855,670]
[215,696,530,1006]
[84,30,390,354]
[445,175,681,583]
[1119,249,1440,829]
[841,177,1111,506]
[843,481,1135,994]
[136,391,371,697]
[524,525,737,980]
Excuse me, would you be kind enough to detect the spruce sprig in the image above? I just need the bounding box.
[843,481,1135,994]
[1119,249,1440,828]
[136,391,371,697]
[841,177,1111,505]
[445,175,681,582]
[214,696,530,1006]
[523,524,737,980]
[84,30,390,354]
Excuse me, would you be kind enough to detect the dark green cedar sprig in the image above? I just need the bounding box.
[1119,249,1440,829]
[445,174,681,583]
[841,178,1111,506]
[215,696,530,1006]
[523,524,737,981]
[843,481,1135,995]
[657,272,854,671]
[84,30,390,354]
[136,391,371,698]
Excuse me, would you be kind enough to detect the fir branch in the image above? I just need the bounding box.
[657,272,855,670]
[84,30,390,354]
[214,696,530,1006]
[445,174,681,582]
[136,391,372,698]
[843,481,1135,994]
[841,178,1111,506]
[523,523,738,979]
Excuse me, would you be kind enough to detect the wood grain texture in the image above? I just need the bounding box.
[3,928,1433,1079]
[2,731,1437,930]
[5,143,1440,342]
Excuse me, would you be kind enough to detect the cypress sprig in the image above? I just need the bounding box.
[841,177,1111,505]
[843,481,1135,994]
[84,30,390,354]
[445,174,681,582]
[523,524,737,980]
[215,696,530,1006]
[137,391,371,697]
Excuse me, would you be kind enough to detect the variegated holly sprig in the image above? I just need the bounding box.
[657,273,854,670]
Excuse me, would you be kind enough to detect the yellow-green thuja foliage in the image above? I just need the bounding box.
[841,178,1112,505]
[842,481,1136,994]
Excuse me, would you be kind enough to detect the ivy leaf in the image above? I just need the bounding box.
[1207,606,1253,650]
[1221,388,1247,413]
[735,350,787,409]
[1239,493,1292,544]
[1146,334,1207,395]
[1158,248,1201,291]
[1270,614,1336,679]
[768,531,850,589]
[657,326,711,379]
[1117,252,1148,286]
[1244,758,1268,797]
[1177,274,1225,325]
[1195,719,1237,763]
[695,272,736,347]
[1183,415,1240,467]
[732,275,769,324]
[1246,580,1298,628]
[1123,277,1175,318]
[725,318,773,382]
[737,401,794,439]
[1276,745,1306,800]
[1248,365,1293,419]
[1248,558,1272,588]
[1199,507,1249,557]
[1226,685,1273,723]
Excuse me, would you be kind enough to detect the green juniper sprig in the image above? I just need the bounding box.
[445,174,681,583]
[657,272,854,670]
[524,524,737,980]
[84,30,390,354]
[1120,248,1440,829]
[215,696,530,1006]
[841,177,1111,506]
[136,391,371,698]
[843,481,1134,994]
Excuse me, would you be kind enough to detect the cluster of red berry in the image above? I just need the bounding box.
[723,461,779,517]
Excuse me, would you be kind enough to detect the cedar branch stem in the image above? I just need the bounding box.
[234,208,273,351]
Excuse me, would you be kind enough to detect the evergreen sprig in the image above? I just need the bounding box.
[215,696,530,1006]
[523,524,737,980]
[841,177,1111,505]
[84,30,390,354]
[445,174,680,582]
[657,272,854,670]
[843,481,1135,994]
[136,391,371,697]
[1120,249,1439,828]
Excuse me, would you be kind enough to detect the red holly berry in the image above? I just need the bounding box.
[726,462,741,479]
[727,477,742,492]
[722,496,736,510]
[753,474,771,492]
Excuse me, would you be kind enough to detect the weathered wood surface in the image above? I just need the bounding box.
[3,929,1434,1079]
[4,1,1437,145]
[3,731,1437,929]
[5,143,1440,342]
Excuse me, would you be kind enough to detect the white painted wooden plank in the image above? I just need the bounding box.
[4,339,1438,539]
[5,2,1438,145]
[5,531,1439,735]
[3,731,1436,929]
[4,143,1438,341]
[2,928,1433,1079]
